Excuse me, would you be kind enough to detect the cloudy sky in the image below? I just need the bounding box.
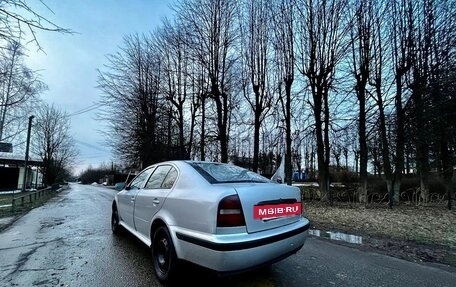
[25,0,174,174]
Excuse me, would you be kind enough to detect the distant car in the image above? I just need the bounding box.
[111,160,309,283]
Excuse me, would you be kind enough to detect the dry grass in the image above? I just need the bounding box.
[303,201,456,249]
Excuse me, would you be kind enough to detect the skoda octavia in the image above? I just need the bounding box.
[111,160,310,283]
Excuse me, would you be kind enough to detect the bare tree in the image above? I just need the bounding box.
[425,0,456,209]
[0,0,71,50]
[407,0,433,202]
[0,40,45,142]
[32,104,78,185]
[187,59,208,160]
[177,0,238,163]
[349,0,392,203]
[154,20,190,159]
[388,0,414,206]
[98,34,165,168]
[369,0,395,202]
[296,0,351,203]
[0,1,69,158]
[349,0,375,203]
[437,58,456,210]
[239,0,273,172]
[405,0,456,206]
[270,0,295,185]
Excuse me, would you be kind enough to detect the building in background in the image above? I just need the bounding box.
[0,155,43,191]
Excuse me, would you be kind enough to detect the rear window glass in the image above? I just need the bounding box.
[189,162,270,184]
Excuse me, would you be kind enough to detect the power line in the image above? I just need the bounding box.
[69,103,101,117]
[74,139,109,152]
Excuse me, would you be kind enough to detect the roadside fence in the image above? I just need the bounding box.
[0,184,69,216]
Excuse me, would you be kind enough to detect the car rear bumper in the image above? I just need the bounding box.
[170,217,310,272]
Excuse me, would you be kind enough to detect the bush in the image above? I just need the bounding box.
[331,169,358,185]
[400,176,446,195]
[78,167,112,184]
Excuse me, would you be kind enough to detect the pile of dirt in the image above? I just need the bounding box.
[303,201,456,268]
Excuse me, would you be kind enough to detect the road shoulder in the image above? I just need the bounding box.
[309,221,456,273]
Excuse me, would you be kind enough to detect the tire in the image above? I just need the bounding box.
[152,226,178,283]
[111,208,122,234]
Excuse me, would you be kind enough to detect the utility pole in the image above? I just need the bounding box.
[22,115,34,192]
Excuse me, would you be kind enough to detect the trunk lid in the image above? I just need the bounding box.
[228,183,302,233]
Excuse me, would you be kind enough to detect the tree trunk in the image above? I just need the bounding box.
[252,100,261,172]
[323,89,332,205]
[358,92,368,204]
[212,81,229,163]
[285,79,293,185]
[200,95,206,161]
[314,92,327,201]
[393,77,405,205]
[221,91,229,163]
[189,105,196,158]
[178,104,185,159]
[378,92,393,192]
[413,87,430,203]
[439,108,454,210]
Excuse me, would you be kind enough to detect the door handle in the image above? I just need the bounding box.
[153,199,160,204]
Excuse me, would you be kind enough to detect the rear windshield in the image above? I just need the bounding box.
[189,162,271,184]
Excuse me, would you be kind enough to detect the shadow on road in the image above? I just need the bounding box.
[113,229,278,286]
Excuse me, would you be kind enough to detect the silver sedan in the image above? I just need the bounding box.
[111,160,310,283]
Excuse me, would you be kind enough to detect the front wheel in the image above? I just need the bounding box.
[111,208,122,234]
[152,226,178,283]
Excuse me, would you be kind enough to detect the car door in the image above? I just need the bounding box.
[134,165,178,238]
[117,167,154,230]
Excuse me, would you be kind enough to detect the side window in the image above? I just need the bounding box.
[144,165,171,189]
[129,168,154,189]
[161,167,178,189]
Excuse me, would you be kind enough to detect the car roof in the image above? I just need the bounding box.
[151,160,226,166]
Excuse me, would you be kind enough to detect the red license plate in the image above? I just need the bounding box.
[253,203,302,219]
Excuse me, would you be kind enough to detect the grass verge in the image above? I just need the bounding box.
[303,201,456,268]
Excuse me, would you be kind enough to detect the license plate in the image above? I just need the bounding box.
[253,203,301,219]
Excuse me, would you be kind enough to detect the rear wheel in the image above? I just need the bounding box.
[152,226,178,283]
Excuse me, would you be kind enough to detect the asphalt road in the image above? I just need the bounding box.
[0,184,455,287]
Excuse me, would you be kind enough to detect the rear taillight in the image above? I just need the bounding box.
[217,194,246,227]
